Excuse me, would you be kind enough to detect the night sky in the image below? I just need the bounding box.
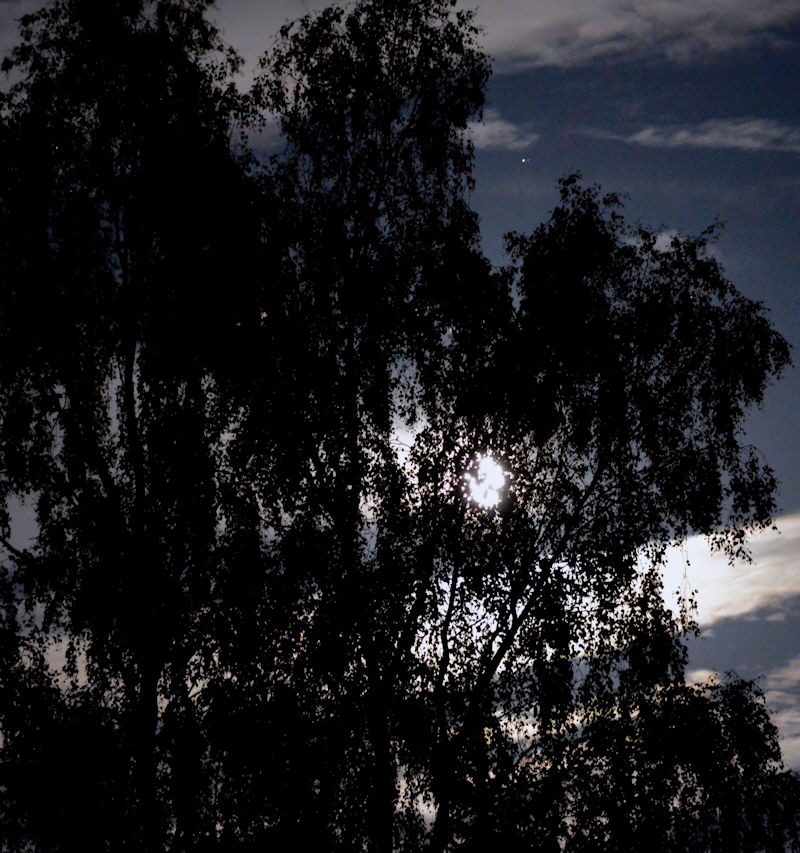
[2,0,799,764]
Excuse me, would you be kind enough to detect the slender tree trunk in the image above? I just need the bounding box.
[365,644,397,853]
[131,651,161,850]
[429,717,454,853]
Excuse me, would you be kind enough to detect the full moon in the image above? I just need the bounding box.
[465,455,507,508]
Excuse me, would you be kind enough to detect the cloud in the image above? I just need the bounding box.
[468,108,539,151]
[199,0,800,80]
[767,657,800,692]
[211,1,800,72]
[765,659,800,768]
[472,0,800,70]
[686,668,720,685]
[4,0,799,80]
[661,513,800,627]
[622,118,800,153]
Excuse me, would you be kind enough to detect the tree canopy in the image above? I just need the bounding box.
[0,0,796,850]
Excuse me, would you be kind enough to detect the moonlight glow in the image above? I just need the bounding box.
[465,455,507,507]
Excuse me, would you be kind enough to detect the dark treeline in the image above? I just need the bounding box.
[0,0,797,849]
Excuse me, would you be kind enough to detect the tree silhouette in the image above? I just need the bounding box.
[0,0,261,845]
[0,0,797,850]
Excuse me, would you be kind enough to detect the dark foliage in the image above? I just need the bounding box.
[0,0,796,850]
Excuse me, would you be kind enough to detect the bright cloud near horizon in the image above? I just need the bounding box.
[663,517,800,768]
[661,514,800,628]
